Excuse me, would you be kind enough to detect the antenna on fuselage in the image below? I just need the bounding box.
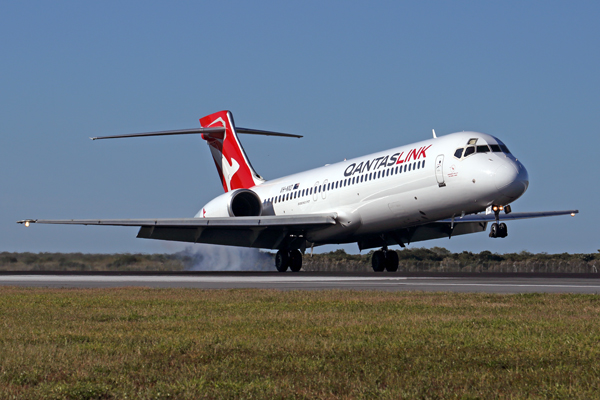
[432,129,437,139]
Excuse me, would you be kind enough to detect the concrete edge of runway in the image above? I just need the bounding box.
[1,271,599,278]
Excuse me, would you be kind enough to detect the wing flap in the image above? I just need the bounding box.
[18,215,337,250]
[18,214,336,227]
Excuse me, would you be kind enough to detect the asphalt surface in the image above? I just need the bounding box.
[1,272,599,293]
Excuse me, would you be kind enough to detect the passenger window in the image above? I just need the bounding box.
[490,144,501,152]
[476,145,490,153]
[464,146,475,157]
[422,160,425,168]
[454,148,463,158]
[404,165,407,172]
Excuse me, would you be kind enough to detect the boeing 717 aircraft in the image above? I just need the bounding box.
[19,110,578,272]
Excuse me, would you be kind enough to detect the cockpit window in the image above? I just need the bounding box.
[490,144,501,152]
[468,138,478,145]
[495,139,512,154]
[454,148,463,159]
[476,145,490,153]
[464,146,475,157]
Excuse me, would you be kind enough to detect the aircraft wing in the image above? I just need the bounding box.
[356,210,579,250]
[17,214,337,250]
[438,210,579,223]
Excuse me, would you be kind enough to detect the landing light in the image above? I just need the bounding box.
[24,221,30,227]
[571,213,576,217]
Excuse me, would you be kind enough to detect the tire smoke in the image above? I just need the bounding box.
[162,243,274,271]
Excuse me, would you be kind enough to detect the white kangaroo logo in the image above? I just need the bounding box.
[222,156,239,192]
[208,116,240,192]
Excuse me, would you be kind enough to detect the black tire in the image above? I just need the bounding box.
[385,250,399,272]
[372,251,386,272]
[275,250,289,272]
[289,249,303,272]
[489,223,498,238]
[499,223,508,238]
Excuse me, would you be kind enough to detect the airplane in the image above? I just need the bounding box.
[19,110,578,272]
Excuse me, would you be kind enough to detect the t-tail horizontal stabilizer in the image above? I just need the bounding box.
[91,127,302,141]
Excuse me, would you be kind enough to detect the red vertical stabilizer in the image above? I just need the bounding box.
[200,111,264,192]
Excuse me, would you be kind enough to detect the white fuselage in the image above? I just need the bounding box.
[199,131,529,245]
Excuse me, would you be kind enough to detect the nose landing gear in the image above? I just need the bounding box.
[489,222,507,238]
[489,205,509,238]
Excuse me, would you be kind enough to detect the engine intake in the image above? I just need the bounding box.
[229,189,263,217]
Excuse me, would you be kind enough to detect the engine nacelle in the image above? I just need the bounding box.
[196,189,263,218]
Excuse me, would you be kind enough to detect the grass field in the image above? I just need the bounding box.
[0,289,599,399]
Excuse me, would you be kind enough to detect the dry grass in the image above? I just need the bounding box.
[0,289,599,399]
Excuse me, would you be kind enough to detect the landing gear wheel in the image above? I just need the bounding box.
[385,250,399,272]
[489,223,499,238]
[275,250,289,272]
[289,250,303,272]
[372,250,386,272]
[498,223,508,238]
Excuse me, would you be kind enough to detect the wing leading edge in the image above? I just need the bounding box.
[354,210,579,250]
[17,215,337,250]
[438,210,579,223]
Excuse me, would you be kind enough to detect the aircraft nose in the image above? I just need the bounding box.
[494,160,529,200]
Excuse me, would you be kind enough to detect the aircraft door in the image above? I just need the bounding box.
[322,179,328,200]
[435,155,446,187]
[313,181,319,202]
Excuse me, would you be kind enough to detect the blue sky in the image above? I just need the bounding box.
[1,1,598,255]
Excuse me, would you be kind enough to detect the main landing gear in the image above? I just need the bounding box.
[371,248,399,272]
[275,249,303,272]
[489,204,509,238]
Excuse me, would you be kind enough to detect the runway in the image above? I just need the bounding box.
[1,272,599,293]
